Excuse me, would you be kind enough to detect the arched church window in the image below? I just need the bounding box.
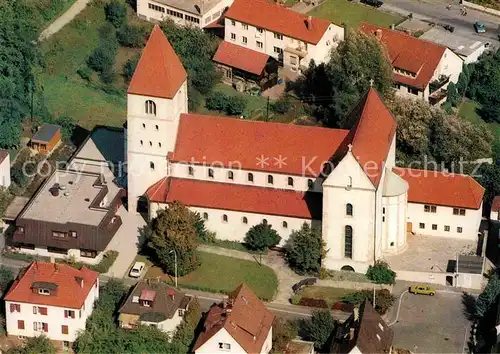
[344,226,353,258]
[267,175,273,185]
[145,100,156,115]
[308,179,314,188]
[150,161,155,170]
[288,177,294,186]
[346,203,353,216]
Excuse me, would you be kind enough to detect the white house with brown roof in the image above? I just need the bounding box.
[193,283,274,354]
[4,262,99,350]
[126,25,485,275]
[360,23,464,105]
[0,149,10,188]
[491,196,500,221]
[223,0,344,73]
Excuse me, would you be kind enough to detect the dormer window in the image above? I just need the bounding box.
[38,288,50,296]
[145,100,156,115]
[141,300,151,307]
[139,289,156,308]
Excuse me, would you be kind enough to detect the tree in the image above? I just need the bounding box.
[172,297,201,352]
[244,222,281,251]
[476,161,500,213]
[303,310,336,350]
[123,54,140,82]
[270,95,292,114]
[446,82,460,107]
[342,289,395,315]
[11,167,28,188]
[285,223,325,275]
[272,318,298,352]
[88,23,119,84]
[292,29,393,127]
[475,274,500,318]
[366,260,396,284]
[148,202,199,276]
[0,266,14,292]
[104,0,127,28]
[7,335,56,354]
[456,64,471,96]
[117,25,146,48]
[225,95,246,116]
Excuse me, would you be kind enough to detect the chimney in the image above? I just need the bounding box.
[306,16,313,30]
[349,327,355,341]
[375,29,382,41]
[75,276,84,288]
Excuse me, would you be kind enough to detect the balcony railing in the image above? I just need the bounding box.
[429,74,450,94]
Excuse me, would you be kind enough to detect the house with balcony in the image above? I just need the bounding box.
[12,169,124,264]
[136,0,233,28]
[360,23,464,105]
[4,261,99,351]
[223,0,344,74]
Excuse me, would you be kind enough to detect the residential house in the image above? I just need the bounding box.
[136,0,233,28]
[13,169,125,264]
[29,123,61,154]
[213,41,279,91]
[0,149,10,188]
[330,300,393,354]
[360,23,464,104]
[118,280,191,335]
[126,25,485,277]
[193,283,275,354]
[4,262,99,351]
[490,196,500,221]
[223,0,344,73]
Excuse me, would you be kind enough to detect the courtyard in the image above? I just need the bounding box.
[386,285,472,353]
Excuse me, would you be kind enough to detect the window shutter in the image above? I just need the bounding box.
[17,320,24,330]
[43,323,48,332]
[10,304,14,313]
[64,310,68,318]
[16,304,20,312]
[62,325,68,334]
[40,307,48,315]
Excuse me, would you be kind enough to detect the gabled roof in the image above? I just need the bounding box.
[4,262,98,309]
[492,196,500,213]
[0,149,9,165]
[193,283,275,353]
[225,0,331,44]
[127,25,187,99]
[170,113,349,177]
[393,167,484,209]
[359,23,448,89]
[31,123,61,143]
[342,88,397,187]
[146,177,322,219]
[356,301,394,353]
[213,41,270,76]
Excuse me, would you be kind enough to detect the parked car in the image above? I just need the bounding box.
[129,262,145,278]
[361,0,384,7]
[474,22,486,33]
[409,285,436,296]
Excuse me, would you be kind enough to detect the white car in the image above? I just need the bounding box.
[129,262,145,278]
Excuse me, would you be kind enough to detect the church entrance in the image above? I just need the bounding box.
[406,222,413,233]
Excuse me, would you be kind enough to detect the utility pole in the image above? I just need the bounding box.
[266,96,269,120]
[373,286,376,309]
[169,249,178,288]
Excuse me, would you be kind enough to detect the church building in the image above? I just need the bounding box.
[126,25,484,273]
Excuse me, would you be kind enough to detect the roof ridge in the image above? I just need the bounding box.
[466,175,485,207]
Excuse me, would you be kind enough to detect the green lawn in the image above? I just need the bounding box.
[308,0,404,28]
[145,251,278,300]
[298,286,353,303]
[459,99,500,148]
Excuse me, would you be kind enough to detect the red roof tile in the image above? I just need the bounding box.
[225,0,331,44]
[146,177,322,219]
[393,167,484,209]
[359,23,447,89]
[341,88,397,187]
[491,196,500,212]
[4,262,99,309]
[213,41,270,76]
[193,284,275,353]
[171,114,349,177]
[128,25,187,99]
[0,149,9,165]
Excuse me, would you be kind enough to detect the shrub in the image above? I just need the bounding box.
[88,45,116,74]
[0,266,14,292]
[104,0,127,28]
[303,310,337,351]
[342,289,395,315]
[244,222,281,251]
[272,318,299,352]
[77,66,92,82]
[99,69,115,84]
[298,297,329,308]
[11,167,28,188]
[366,260,396,284]
[290,294,301,305]
[446,82,460,107]
[205,92,228,111]
[271,96,291,114]
[225,95,246,115]
[117,25,145,48]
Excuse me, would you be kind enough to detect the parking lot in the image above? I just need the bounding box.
[386,284,471,353]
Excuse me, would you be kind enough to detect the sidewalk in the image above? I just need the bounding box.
[39,0,91,41]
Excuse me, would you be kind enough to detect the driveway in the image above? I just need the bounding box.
[386,283,472,353]
[103,208,146,278]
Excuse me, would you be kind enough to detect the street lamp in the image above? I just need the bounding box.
[169,249,177,288]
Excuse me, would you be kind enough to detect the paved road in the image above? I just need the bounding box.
[39,0,91,41]
[382,0,500,43]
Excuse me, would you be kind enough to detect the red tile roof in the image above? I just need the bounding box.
[393,167,484,209]
[225,0,331,44]
[0,149,9,165]
[492,196,500,212]
[171,114,349,177]
[359,23,447,89]
[339,88,396,187]
[193,284,275,353]
[128,25,187,99]
[146,177,322,219]
[213,41,270,76]
[4,262,99,309]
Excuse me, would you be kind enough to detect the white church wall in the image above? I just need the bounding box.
[170,162,322,193]
[407,202,482,240]
[149,202,320,246]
